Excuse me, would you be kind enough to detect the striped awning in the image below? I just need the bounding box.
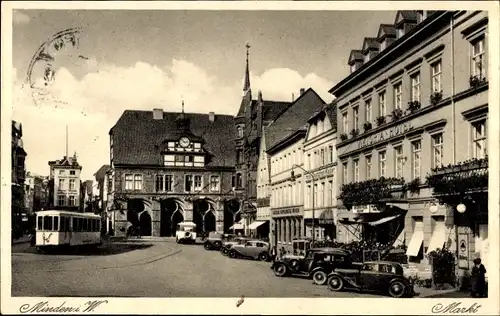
[319,209,335,224]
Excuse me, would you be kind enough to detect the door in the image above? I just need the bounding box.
[140,212,152,236]
[359,263,379,289]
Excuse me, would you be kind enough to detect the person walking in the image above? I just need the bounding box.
[471,257,487,297]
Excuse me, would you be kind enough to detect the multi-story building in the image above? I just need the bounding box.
[234,45,292,233]
[302,102,338,241]
[12,121,27,232]
[266,88,326,249]
[48,153,83,211]
[108,108,241,237]
[24,172,36,216]
[330,11,489,280]
[252,127,272,239]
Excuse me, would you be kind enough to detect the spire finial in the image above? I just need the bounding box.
[243,43,251,92]
[181,96,185,114]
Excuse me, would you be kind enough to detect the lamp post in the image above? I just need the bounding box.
[290,164,316,245]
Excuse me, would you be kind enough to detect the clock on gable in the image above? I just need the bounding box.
[179,137,190,148]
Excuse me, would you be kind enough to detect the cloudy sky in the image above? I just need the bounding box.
[11,8,396,180]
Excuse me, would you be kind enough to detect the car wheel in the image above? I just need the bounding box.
[327,275,344,291]
[312,270,328,285]
[259,252,269,261]
[176,238,180,244]
[214,241,222,249]
[221,248,228,255]
[388,281,406,298]
[273,263,288,277]
[204,242,212,250]
[229,250,237,258]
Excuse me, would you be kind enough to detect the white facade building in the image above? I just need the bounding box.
[48,153,82,210]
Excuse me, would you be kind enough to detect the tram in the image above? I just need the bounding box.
[35,210,102,250]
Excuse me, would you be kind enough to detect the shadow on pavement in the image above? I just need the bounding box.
[15,243,154,256]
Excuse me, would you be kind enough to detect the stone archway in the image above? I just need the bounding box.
[139,211,152,236]
[171,210,184,233]
[160,198,183,237]
[204,211,216,233]
[223,198,241,233]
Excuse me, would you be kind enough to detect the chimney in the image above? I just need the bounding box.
[300,88,306,95]
[209,112,215,122]
[153,108,163,120]
[258,90,263,102]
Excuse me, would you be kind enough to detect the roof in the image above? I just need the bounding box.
[94,164,110,180]
[262,100,293,122]
[265,88,326,152]
[325,102,338,132]
[49,154,81,168]
[395,10,418,25]
[110,110,237,167]
[377,24,397,39]
[36,210,101,218]
[362,37,380,52]
[348,50,363,64]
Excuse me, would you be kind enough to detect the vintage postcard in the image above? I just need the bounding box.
[1,1,499,315]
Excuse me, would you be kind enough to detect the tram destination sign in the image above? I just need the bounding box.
[357,122,413,149]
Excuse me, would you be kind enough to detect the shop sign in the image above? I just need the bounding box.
[305,167,335,181]
[271,207,303,217]
[458,233,469,269]
[357,122,413,149]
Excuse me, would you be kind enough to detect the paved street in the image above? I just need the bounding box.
[11,239,465,298]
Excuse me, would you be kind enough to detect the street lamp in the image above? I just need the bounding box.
[290,164,316,245]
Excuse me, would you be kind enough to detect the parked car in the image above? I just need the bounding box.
[326,261,415,298]
[175,222,197,244]
[272,248,352,285]
[204,232,232,251]
[220,236,249,255]
[228,240,271,261]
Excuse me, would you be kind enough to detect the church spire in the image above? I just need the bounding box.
[243,43,251,92]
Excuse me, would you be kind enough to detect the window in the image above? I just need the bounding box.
[397,28,404,39]
[471,37,486,80]
[353,106,359,130]
[37,216,43,230]
[366,155,372,179]
[342,112,348,134]
[43,216,53,230]
[125,174,134,190]
[431,60,442,93]
[237,126,244,138]
[58,195,65,206]
[379,92,386,116]
[379,151,387,177]
[194,175,203,191]
[185,175,193,192]
[231,175,236,188]
[411,72,421,102]
[58,179,65,190]
[155,175,164,192]
[342,162,348,184]
[69,196,76,206]
[365,100,372,122]
[320,149,325,166]
[70,170,76,175]
[432,133,444,168]
[329,146,334,164]
[353,159,359,182]
[165,175,173,192]
[307,154,311,170]
[134,175,143,190]
[394,83,402,110]
[59,170,64,175]
[210,176,220,192]
[472,120,487,159]
[69,179,75,190]
[411,140,422,179]
[394,145,404,178]
[53,217,59,231]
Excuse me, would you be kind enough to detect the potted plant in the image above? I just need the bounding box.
[391,108,403,122]
[363,121,372,132]
[350,129,359,138]
[408,101,421,113]
[427,248,456,289]
[340,133,348,141]
[376,115,385,126]
[469,75,486,89]
[407,178,421,195]
[430,91,443,106]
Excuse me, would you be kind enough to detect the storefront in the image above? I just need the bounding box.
[272,206,304,248]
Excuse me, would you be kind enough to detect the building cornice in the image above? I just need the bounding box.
[113,164,235,171]
[266,129,306,155]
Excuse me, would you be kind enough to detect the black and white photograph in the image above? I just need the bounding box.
[2,1,499,315]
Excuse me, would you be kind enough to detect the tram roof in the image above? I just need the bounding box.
[36,210,101,218]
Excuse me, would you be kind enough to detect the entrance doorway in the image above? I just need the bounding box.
[172,211,184,232]
[140,212,152,236]
[160,198,179,237]
[204,211,216,232]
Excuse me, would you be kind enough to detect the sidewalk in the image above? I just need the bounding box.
[415,286,468,298]
[12,235,31,245]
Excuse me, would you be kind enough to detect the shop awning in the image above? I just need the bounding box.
[230,221,245,230]
[426,220,446,254]
[386,202,410,211]
[393,230,405,248]
[367,214,401,226]
[248,221,267,230]
[319,209,335,224]
[406,221,424,257]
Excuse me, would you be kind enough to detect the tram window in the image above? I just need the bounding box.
[43,216,53,230]
[37,217,43,230]
[54,216,59,231]
[66,217,71,232]
[97,220,101,232]
[60,217,65,231]
[72,217,77,231]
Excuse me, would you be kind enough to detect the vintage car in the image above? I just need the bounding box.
[204,232,233,251]
[175,222,197,244]
[220,236,249,255]
[272,248,352,285]
[228,240,271,261]
[326,261,415,298]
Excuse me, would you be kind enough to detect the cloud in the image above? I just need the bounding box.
[12,59,333,180]
[13,10,30,25]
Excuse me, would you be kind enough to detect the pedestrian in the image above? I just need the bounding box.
[471,258,487,297]
[270,246,276,262]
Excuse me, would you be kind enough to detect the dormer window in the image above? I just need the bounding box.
[417,11,427,23]
[397,27,404,39]
[350,64,357,73]
[364,53,370,63]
